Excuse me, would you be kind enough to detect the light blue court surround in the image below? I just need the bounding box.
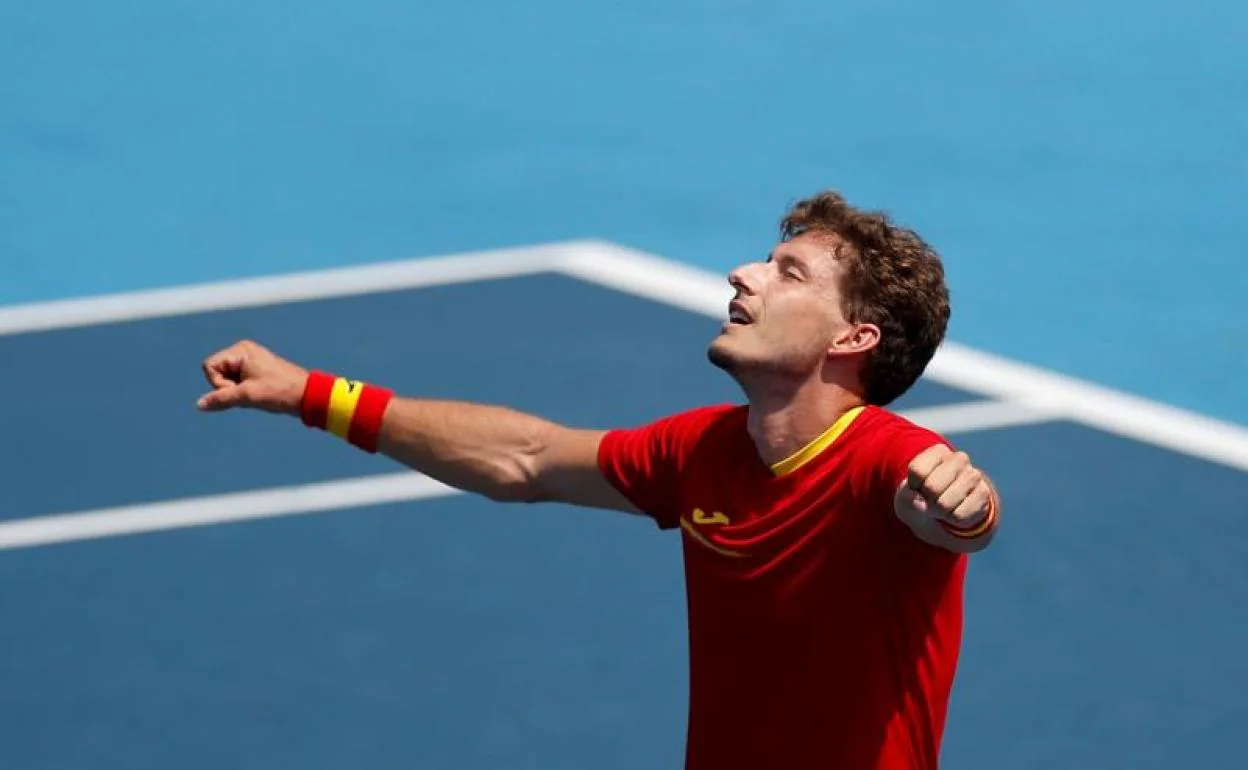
[3,0,1245,425]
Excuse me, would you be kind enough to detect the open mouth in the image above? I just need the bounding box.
[728,301,752,325]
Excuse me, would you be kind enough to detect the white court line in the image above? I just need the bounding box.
[555,242,733,319]
[0,241,579,336]
[2,238,1247,552]
[0,401,1044,551]
[925,342,1248,473]
[0,474,457,551]
[557,242,1248,473]
[898,400,1060,435]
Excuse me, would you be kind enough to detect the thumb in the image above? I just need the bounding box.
[197,383,250,412]
[894,484,930,516]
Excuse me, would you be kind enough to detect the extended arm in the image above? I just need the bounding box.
[374,397,636,510]
[196,340,640,514]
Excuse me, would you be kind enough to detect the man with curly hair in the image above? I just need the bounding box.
[198,190,1001,770]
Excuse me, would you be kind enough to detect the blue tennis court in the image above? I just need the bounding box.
[1,243,1246,769]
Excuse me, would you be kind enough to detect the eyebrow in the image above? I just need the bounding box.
[771,249,811,273]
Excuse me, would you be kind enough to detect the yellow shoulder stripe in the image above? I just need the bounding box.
[769,406,865,476]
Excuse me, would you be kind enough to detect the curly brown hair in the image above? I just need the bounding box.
[780,191,950,406]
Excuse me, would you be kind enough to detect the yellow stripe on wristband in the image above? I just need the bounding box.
[942,495,998,539]
[326,378,365,439]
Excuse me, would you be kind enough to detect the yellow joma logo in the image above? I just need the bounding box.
[691,508,730,525]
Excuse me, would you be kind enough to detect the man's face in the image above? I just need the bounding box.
[707,232,871,383]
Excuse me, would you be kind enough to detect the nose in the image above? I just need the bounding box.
[728,263,758,296]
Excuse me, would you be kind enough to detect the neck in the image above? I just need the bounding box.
[742,376,866,469]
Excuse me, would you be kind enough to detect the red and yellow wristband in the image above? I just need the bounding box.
[938,489,999,540]
[300,371,394,453]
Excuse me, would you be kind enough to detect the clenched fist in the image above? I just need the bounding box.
[894,443,998,539]
[197,340,309,415]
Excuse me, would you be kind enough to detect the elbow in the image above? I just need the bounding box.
[483,421,568,505]
[481,476,545,504]
[477,420,575,505]
[480,449,548,505]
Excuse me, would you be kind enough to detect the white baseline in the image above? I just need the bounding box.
[561,242,1248,473]
[1,240,1244,551]
[0,401,1045,551]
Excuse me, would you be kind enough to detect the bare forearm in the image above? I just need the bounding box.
[195,341,626,511]
[375,397,559,502]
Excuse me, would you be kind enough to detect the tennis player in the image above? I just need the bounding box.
[198,190,1000,769]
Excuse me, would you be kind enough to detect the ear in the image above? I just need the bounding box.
[828,322,880,357]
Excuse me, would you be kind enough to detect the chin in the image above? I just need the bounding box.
[707,335,755,375]
[706,336,736,372]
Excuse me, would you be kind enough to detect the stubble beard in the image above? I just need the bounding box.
[706,332,741,374]
[705,333,782,389]
[706,330,825,398]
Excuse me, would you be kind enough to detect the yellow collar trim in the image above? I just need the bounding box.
[769,406,866,476]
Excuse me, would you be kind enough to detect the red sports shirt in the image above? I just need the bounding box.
[597,403,967,770]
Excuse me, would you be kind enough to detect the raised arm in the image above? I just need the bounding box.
[196,340,640,514]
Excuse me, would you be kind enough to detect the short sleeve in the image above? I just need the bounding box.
[877,423,953,492]
[862,415,962,557]
[597,406,729,530]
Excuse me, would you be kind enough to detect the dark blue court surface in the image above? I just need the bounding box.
[1,264,1245,770]
[0,272,978,520]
